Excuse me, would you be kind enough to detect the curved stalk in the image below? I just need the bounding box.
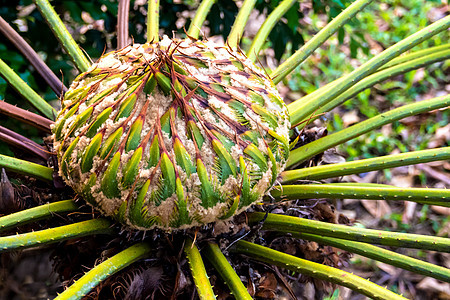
[117,0,131,48]
[296,48,450,128]
[379,44,450,71]
[35,0,90,73]
[0,100,53,133]
[204,243,252,300]
[271,0,373,84]
[147,0,160,43]
[232,240,407,300]
[55,242,152,300]
[287,94,450,168]
[282,147,450,182]
[0,200,78,232]
[0,218,113,252]
[0,154,53,181]
[184,238,216,300]
[288,15,450,126]
[187,0,216,40]
[290,232,450,283]
[247,0,296,62]
[227,0,257,49]
[271,184,450,207]
[0,59,57,120]
[0,16,66,95]
[248,213,450,252]
[0,125,50,160]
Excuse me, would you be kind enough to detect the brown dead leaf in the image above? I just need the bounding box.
[360,200,391,219]
[402,201,417,224]
[417,277,450,295]
[431,205,450,216]
[255,273,277,299]
[342,110,360,127]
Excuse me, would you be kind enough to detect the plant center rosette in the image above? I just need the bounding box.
[53,36,290,230]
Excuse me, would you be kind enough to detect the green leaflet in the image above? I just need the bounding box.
[173,138,195,176]
[54,102,80,139]
[60,136,80,178]
[122,147,143,187]
[67,106,93,136]
[129,179,150,226]
[101,151,121,198]
[115,201,128,224]
[155,71,172,95]
[248,90,265,106]
[115,94,137,121]
[160,110,172,135]
[251,104,277,128]
[63,84,90,102]
[160,152,176,195]
[143,74,157,95]
[86,107,113,138]
[82,173,97,206]
[196,158,218,208]
[266,146,278,186]
[86,86,116,106]
[220,195,239,220]
[238,156,258,208]
[81,132,103,173]
[148,135,160,168]
[174,177,191,226]
[187,120,204,149]
[99,127,123,159]
[125,117,143,152]
[268,129,289,159]
[211,139,237,183]
[244,143,268,172]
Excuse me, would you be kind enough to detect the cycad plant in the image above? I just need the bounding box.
[0,0,449,299]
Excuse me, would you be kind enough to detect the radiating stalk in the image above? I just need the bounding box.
[232,240,407,300]
[0,59,56,120]
[203,243,252,300]
[271,184,450,207]
[0,100,53,133]
[282,147,450,182]
[248,213,450,252]
[0,218,113,252]
[55,242,152,300]
[287,94,450,167]
[187,0,216,40]
[184,238,216,300]
[0,125,50,160]
[0,16,67,95]
[0,154,53,181]
[289,232,450,283]
[288,15,450,126]
[227,0,257,49]
[35,0,90,73]
[271,0,373,84]
[247,0,296,62]
[296,48,450,128]
[379,44,450,71]
[117,0,131,48]
[0,200,78,232]
[147,0,160,43]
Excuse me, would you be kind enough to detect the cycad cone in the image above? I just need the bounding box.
[53,36,290,230]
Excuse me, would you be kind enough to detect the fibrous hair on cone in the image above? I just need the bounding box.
[53,36,290,230]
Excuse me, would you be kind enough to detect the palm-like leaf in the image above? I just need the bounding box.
[0,0,449,299]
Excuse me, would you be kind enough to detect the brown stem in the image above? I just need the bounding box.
[0,100,53,133]
[0,125,51,160]
[0,16,67,95]
[117,0,131,49]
